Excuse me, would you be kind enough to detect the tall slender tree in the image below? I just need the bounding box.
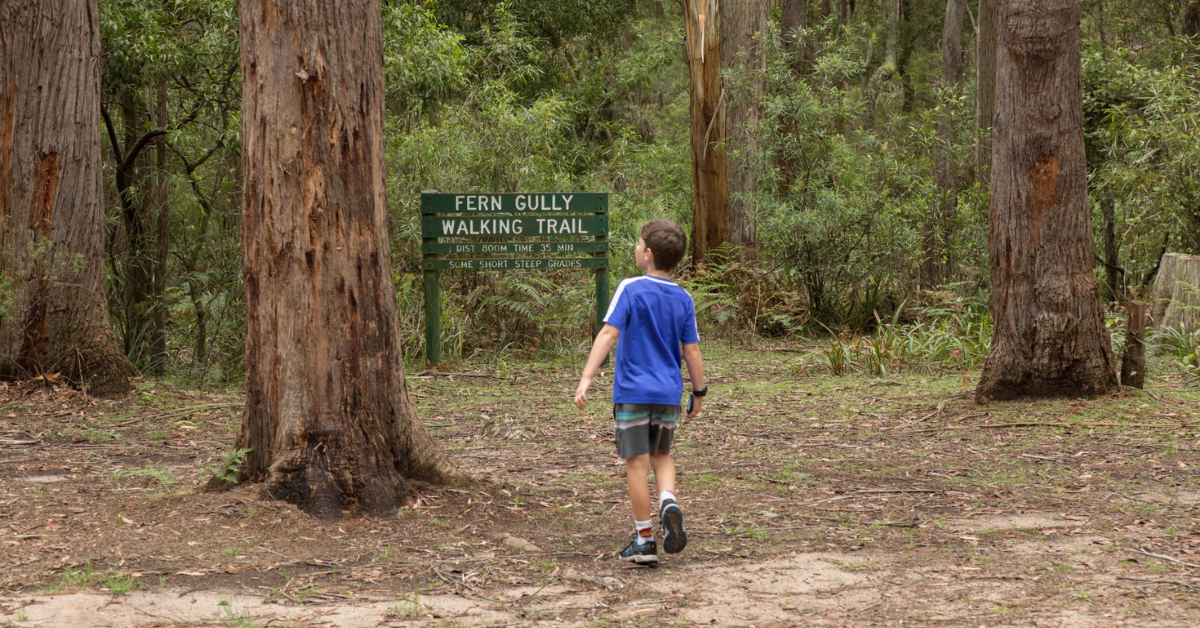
[683,0,730,265]
[233,0,462,516]
[721,0,768,253]
[976,0,1117,401]
[923,0,965,286]
[975,0,998,182]
[0,0,131,395]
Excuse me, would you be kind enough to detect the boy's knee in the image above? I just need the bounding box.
[624,454,650,472]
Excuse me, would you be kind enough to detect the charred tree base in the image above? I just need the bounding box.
[976,356,1117,402]
[230,431,468,520]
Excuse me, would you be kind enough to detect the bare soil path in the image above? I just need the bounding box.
[1,346,1198,626]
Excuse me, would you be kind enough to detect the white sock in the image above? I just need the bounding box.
[634,519,653,545]
[659,490,677,505]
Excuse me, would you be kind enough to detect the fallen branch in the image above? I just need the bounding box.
[903,420,1194,435]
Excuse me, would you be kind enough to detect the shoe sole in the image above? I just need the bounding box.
[620,553,659,565]
[661,504,687,554]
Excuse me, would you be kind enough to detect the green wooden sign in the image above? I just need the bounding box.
[420,192,610,366]
[421,193,608,214]
[421,215,608,238]
[421,258,610,271]
[421,241,609,255]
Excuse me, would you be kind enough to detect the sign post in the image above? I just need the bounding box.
[420,192,610,366]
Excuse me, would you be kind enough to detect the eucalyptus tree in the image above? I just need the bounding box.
[0,0,131,395]
[683,0,730,265]
[233,0,463,516]
[976,0,1117,401]
[722,0,768,253]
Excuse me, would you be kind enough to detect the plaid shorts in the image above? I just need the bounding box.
[613,403,681,459]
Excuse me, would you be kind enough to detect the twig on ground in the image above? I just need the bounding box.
[904,420,1193,434]
[1133,546,1200,569]
[1117,576,1198,591]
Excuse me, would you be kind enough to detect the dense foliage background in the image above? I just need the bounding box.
[95,0,1200,383]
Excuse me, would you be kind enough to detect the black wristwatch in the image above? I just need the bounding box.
[692,385,708,398]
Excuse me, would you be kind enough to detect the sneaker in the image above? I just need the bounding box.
[618,537,659,565]
[659,499,687,554]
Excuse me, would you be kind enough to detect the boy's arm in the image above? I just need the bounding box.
[574,324,620,409]
[682,342,704,418]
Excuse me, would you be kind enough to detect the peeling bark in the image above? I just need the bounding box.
[234,0,465,518]
[0,0,132,396]
[976,0,1117,401]
[683,0,730,266]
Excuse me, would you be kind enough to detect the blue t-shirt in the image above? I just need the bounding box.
[603,275,699,405]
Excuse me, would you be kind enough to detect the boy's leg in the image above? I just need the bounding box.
[648,452,675,496]
[624,454,653,521]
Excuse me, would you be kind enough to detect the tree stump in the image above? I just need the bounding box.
[1151,253,1200,333]
[1120,301,1146,389]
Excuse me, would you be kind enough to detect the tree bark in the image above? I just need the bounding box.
[868,0,901,108]
[722,0,767,254]
[975,0,998,183]
[1120,300,1146,389]
[781,0,807,74]
[975,0,1117,401]
[1151,253,1200,332]
[924,0,965,287]
[1100,194,1122,302]
[0,0,131,395]
[151,80,169,373]
[1184,1,1200,61]
[684,0,730,266]
[234,0,464,517]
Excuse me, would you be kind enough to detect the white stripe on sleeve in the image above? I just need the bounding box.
[604,278,638,323]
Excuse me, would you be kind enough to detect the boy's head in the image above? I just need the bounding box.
[636,219,687,273]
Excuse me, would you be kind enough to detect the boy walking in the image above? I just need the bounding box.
[574,219,706,565]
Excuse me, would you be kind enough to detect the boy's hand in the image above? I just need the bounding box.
[686,396,702,419]
[573,378,592,409]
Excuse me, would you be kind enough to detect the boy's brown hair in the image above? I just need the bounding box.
[640,219,687,272]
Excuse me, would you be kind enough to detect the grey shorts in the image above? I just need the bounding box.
[613,404,681,459]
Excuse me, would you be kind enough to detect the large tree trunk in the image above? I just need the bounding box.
[684,0,730,266]
[721,0,767,254]
[975,0,998,183]
[234,0,463,518]
[975,0,1117,401]
[0,0,131,396]
[923,0,966,287]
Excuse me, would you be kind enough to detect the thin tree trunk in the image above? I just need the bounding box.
[1184,1,1200,61]
[781,0,807,74]
[1101,195,1122,302]
[151,80,169,373]
[684,0,730,266]
[1120,300,1146,389]
[234,0,464,517]
[0,0,131,395]
[924,0,965,286]
[975,0,998,183]
[118,90,154,363]
[868,0,901,107]
[722,0,767,254]
[976,0,1117,401]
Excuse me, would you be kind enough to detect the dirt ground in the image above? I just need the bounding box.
[1,345,1198,627]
